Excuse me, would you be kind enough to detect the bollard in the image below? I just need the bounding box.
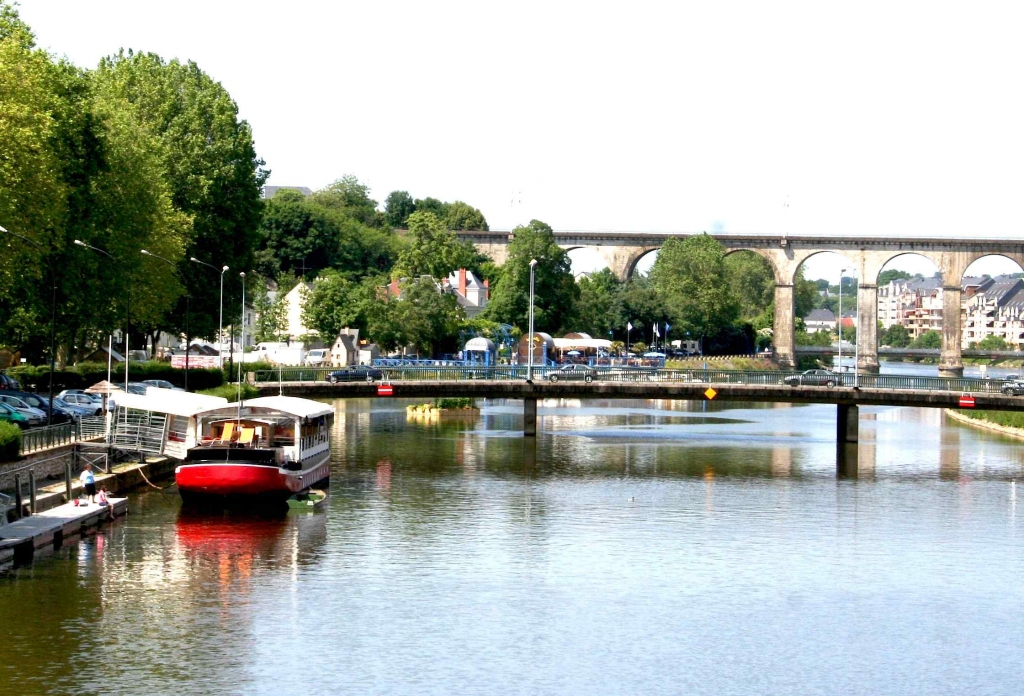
[14,473,22,520]
[65,459,73,502]
[28,470,36,514]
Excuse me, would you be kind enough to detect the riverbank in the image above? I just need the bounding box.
[666,356,777,371]
[944,408,1024,439]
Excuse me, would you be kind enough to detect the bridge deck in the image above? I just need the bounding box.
[259,380,1024,411]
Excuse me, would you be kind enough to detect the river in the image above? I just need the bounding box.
[2,396,1023,695]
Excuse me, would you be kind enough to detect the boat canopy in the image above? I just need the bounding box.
[216,395,334,421]
[112,388,228,417]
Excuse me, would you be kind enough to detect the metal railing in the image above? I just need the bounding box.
[253,366,1012,395]
[0,491,11,525]
[16,416,108,457]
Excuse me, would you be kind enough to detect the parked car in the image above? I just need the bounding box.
[58,393,104,415]
[0,372,20,390]
[0,395,47,426]
[0,402,30,428]
[327,366,383,383]
[784,369,840,387]
[142,379,182,391]
[0,391,72,424]
[49,396,93,420]
[547,364,598,383]
[56,389,102,403]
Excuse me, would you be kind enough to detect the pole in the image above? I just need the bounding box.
[219,267,225,368]
[527,259,537,382]
[838,270,843,375]
[184,291,190,391]
[238,272,246,412]
[854,274,860,387]
[106,335,112,439]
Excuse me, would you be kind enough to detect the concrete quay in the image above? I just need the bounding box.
[0,497,128,565]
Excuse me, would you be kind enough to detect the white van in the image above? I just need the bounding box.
[305,348,329,366]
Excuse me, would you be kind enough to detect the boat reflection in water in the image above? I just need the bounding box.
[174,504,328,582]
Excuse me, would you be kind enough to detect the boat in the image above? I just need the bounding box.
[176,396,334,503]
[107,390,333,504]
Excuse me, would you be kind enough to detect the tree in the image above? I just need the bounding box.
[978,334,1009,350]
[311,175,380,227]
[575,269,622,338]
[484,220,579,333]
[911,330,941,349]
[878,269,913,286]
[384,190,416,228]
[301,270,363,339]
[794,269,820,319]
[392,278,464,356]
[394,211,479,279]
[443,201,488,231]
[724,251,774,323]
[414,197,447,218]
[881,324,911,348]
[619,276,671,342]
[649,234,738,341]
[94,50,268,343]
[255,190,340,278]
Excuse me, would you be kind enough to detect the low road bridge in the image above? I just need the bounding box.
[255,367,1023,445]
[796,346,1024,360]
[456,230,1024,377]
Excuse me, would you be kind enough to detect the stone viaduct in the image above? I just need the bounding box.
[456,230,1024,377]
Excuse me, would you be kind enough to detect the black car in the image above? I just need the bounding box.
[327,366,384,383]
[1001,379,1024,396]
[783,369,840,387]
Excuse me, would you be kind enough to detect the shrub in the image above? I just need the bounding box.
[8,361,224,392]
[0,421,21,462]
[435,397,476,409]
[199,383,259,401]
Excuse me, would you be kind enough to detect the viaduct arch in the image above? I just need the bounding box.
[456,230,1024,376]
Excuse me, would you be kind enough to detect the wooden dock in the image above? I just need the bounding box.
[0,497,128,565]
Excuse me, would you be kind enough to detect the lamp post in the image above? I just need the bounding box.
[838,268,845,377]
[527,259,537,382]
[237,271,246,407]
[142,250,190,390]
[2,225,56,423]
[190,257,229,366]
[75,239,131,386]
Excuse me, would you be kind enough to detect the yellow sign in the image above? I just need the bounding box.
[704,387,717,400]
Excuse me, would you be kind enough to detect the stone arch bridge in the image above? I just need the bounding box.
[456,230,1024,376]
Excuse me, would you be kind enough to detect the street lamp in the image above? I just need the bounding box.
[237,271,246,407]
[838,268,845,378]
[142,250,190,390]
[2,225,56,423]
[190,257,229,365]
[75,239,131,386]
[527,259,537,382]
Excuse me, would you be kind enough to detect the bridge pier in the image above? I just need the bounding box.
[837,403,859,444]
[524,397,537,437]
[857,284,880,374]
[939,286,964,377]
[774,284,796,369]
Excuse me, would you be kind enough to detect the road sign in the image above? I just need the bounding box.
[377,383,394,396]
[704,387,717,400]
[959,394,975,408]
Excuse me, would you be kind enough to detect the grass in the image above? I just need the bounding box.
[665,357,777,371]
[957,409,1024,430]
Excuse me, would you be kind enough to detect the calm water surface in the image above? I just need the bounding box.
[2,397,1024,695]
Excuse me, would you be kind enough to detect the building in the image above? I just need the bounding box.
[962,277,1024,349]
[445,269,489,318]
[329,329,360,367]
[803,309,836,333]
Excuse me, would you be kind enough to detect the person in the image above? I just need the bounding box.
[79,463,96,505]
[96,486,113,520]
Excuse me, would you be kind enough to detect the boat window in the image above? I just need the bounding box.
[168,415,188,443]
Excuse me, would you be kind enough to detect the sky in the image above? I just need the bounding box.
[17,0,1024,281]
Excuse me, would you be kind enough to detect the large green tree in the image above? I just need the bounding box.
[649,234,739,341]
[383,190,416,228]
[619,275,672,342]
[93,50,268,344]
[575,269,623,339]
[484,220,579,333]
[394,211,479,279]
[301,270,364,339]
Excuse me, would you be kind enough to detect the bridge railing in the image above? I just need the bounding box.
[252,366,1010,394]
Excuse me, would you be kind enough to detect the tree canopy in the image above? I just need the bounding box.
[649,234,739,340]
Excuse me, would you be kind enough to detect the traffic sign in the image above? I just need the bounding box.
[377,383,394,396]
[704,387,717,400]
[959,394,975,408]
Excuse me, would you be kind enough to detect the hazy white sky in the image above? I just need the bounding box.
[18,0,1024,280]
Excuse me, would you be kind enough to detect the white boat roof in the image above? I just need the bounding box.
[232,395,334,420]
[113,388,229,417]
